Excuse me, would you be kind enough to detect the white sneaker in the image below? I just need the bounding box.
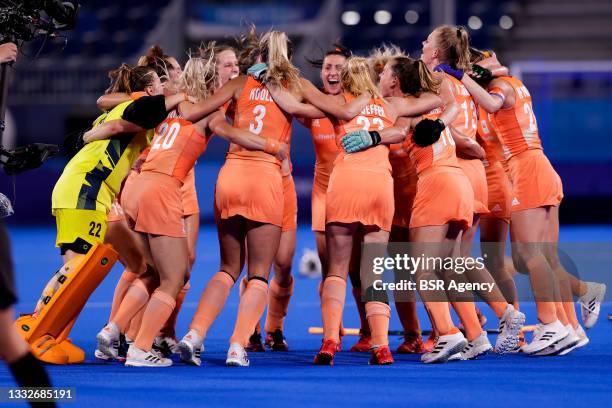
[125,345,172,367]
[226,342,250,367]
[94,348,110,361]
[178,329,204,366]
[447,353,462,361]
[574,324,590,350]
[521,320,568,355]
[579,282,606,329]
[461,331,493,360]
[421,331,468,364]
[495,305,526,354]
[153,336,180,357]
[96,322,120,360]
[534,324,580,356]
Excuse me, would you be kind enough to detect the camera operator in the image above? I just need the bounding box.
[1,45,55,407]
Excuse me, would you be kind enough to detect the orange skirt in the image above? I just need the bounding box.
[392,172,418,229]
[481,161,512,222]
[215,159,283,227]
[282,174,297,232]
[181,168,199,216]
[326,165,394,231]
[458,157,489,214]
[508,149,563,212]
[121,172,185,237]
[311,171,330,232]
[410,166,473,229]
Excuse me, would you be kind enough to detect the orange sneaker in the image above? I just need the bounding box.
[314,339,338,365]
[422,332,436,353]
[369,345,394,365]
[396,332,425,354]
[349,331,371,352]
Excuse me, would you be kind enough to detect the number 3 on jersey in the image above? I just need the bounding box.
[152,122,181,150]
[249,105,267,134]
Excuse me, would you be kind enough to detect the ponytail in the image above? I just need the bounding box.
[236,24,260,74]
[260,30,301,89]
[433,25,471,71]
[137,44,172,83]
[106,64,156,94]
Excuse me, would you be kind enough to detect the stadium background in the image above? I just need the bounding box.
[2,0,612,226]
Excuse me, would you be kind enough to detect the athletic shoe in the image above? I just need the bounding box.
[349,332,371,352]
[369,345,394,365]
[579,282,606,329]
[422,332,435,353]
[94,349,110,361]
[314,339,338,365]
[246,331,265,352]
[534,324,580,356]
[574,324,589,350]
[125,345,172,367]
[447,353,462,361]
[460,332,492,360]
[178,329,204,366]
[153,336,180,358]
[226,343,249,367]
[521,320,568,355]
[117,334,131,362]
[508,331,526,353]
[495,305,526,354]
[96,322,120,360]
[421,331,468,364]
[396,332,425,354]
[265,329,289,351]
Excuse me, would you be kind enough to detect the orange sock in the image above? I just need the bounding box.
[112,279,149,332]
[264,277,294,333]
[126,305,145,341]
[109,269,138,322]
[160,282,190,338]
[230,279,268,346]
[321,276,346,343]
[352,287,369,334]
[190,271,234,338]
[134,290,176,351]
[365,301,391,346]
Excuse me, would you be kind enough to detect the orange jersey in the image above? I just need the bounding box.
[476,106,505,168]
[489,76,542,160]
[334,94,395,173]
[447,75,478,139]
[389,140,417,179]
[141,110,209,182]
[405,108,459,174]
[228,76,292,163]
[305,116,340,178]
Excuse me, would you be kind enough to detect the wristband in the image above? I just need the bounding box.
[369,131,381,145]
[264,138,280,155]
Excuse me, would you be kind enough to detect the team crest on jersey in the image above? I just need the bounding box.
[512,197,520,206]
[313,119,320,127]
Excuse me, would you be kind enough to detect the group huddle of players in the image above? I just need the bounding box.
[15,24,606,368]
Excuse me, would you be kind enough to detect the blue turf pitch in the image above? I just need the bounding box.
[1,225,611,407]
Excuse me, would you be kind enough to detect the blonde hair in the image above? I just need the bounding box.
[341,56,381,98]
[368,44,406,83]
[433,25,471,71]
[179,42,217,102]
[260,30,301,89]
